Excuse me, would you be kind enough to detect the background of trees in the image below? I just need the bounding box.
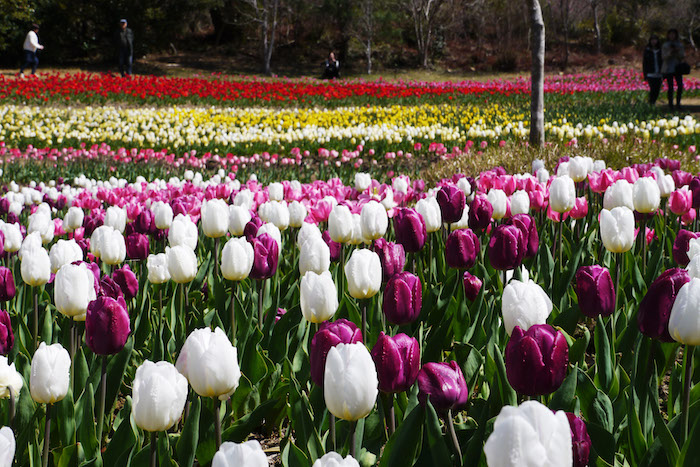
[1,0,698,74]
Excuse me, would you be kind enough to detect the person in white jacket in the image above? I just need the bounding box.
[19,24,44,76]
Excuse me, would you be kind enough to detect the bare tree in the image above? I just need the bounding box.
[355,0,375,74]
[590,0,602,53]
[405,0,446,68]
[240,0,281,75]
[527,0,545,146]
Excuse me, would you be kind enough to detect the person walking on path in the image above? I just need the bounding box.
[661,28,685,110]
[19,23,44,76]
[117,19,134,77]
[643,34,663,106]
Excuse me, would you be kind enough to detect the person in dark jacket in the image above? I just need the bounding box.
[322,52,340,79]
[642,34,663,105]
[117,19,134,77]
[661,28,685,110]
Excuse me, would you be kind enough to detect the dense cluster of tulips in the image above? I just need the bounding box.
[0,69,699,105]
[0,148,698,466]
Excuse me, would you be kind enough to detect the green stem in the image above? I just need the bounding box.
[150,431,157,467]
[97,356,107,450]
[330,413,336,451]
[642,217,647,274]
[446,409,463,465]
[230,282,236,343]
[350,420,357,458]
[42,404,52,467]
[362,300,367,344]
[683,345,694,443]
[8,389,15,428]
[215,398,223,449]
[258,280,265,330]
[34,288,38,350]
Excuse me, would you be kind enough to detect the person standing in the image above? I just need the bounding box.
[661,28,685,110]
[19,23,44,76]
[322,52,340,79]
[643,35,663,106]
[117,19,134,77]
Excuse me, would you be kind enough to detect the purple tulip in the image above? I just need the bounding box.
[566,413,592,467]
[85,295,131,355]
[99,275,127,308]
[322,231,341,263]
[84,211,104,237]
[249,233,279,280]
[383,272,422,325]
[505,324,569,396]
[463,271,482,301]
[575,265,615,318]
[509,213,539,258]
[445,229,480,269]
[393,208,427,253]
[637,268,690,342]
[417,361,469,411]
[690,176,700,209]
[5,213,18,225]
[468,195,493,231]
[135,209,156,235]
[373,238,405,282]
[0,267,16,302]
[371,332,420,393]
[309,318,363,386]
[112,264,139,301]
[436,185,466,224]
[0,310,14,355]
[488,224,525,270]
[673,230,699,266]
[126,233,149,261]
[243,217,263,241]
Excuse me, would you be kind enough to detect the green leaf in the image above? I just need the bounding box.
[422,403,452,466]
[76,382,99,462]
[281,439,309,467]
[176,396,200,467]
[102,397,137,466]
[379,404,423,467]
[649,385,679,466]
[594,315,613,392]
[549,365,577,412]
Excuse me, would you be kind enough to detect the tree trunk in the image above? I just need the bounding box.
[561,0,570,69]
[528,0,545,147]
[260,0,279,75]
[366,38,373,74]
[591,0,602,54]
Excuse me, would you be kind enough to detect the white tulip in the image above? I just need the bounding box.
[549,176,576,213]
[20,247,51,287]
[49,239,83,274]
[313,452,360,467]
[0,426,15,467]
[344,249,382,299]
[54,263,97,321]
[288,201,307,228]
[300,271,338,323]
[600,207,635,254]
[668,279,700,345]
[228,205,252,236]
[132,360,188,432]
[30,342,71,404]
[354,173,372,192]
[104,206,127,233]
[169,214,198,250]
[360,201,388,241]
[299,237,331,275]
[324,343,378,421]
[510,190,530,215]
[212,440,268,467]
[0,356,23,400]
[487,189,507,220]
[221,237,254,281]
[633,177,661,213]
[603,179,634,210]
[501,280,553,335]
[152,201,174,229]
[166,245,198,284]
[329,205,353,243]
[147,253,171,284]
[201,199,230,238]
[416,197,442,233]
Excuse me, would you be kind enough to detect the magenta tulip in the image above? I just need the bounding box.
[445,229,479,269]
[468,195,493,231]
[566,413,592,467]
[673,230,699,266]
[637,268,690,342]
[371,332,420,393]
[575,265,615,318]
[488,224,525,270]
[417,361,469,411]
[112,264,139,301]
[373,238,405,282]
[0,310,14,355]
[463,271,483,301]
[249,233,279,280]
[322,231,341,263]
[383,272,422,325]
[509,213,539,258]
[126,233,149,261]
[436,185,465,224]
[0,267,16,302]
[393,208,427,253]
[85,295,131,355]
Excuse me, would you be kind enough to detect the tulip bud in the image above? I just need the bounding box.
[147,253,170,284]
[633,177,661,213]
[463,272,483,301]
[691,176,700,209]
[324,343,378,421]
[132,360,188,432]
[417,361,468,411]
[0,311,13,356]
[300,271,338,323]
[549,176,576,213]
[489,224,525,271]
[49,239,83,273]
[0,268,16,302]
[54,262,97,321]
[0,356,23,401]
[201,199,230,238]
[85,295,130,355]
[226,206,250,237]
[0,223,21,253]
[176,327,241,399]
[30,342,70,404]
[575,265,615,318]
[569,157,589,182]
[221,237,254,281]
[113,264,139,300]
[152,202,174,230]
[360,201,388,241]
[299,237,331,275]
[104,206,127,233]
[167,245,198,284]
[371,332,420,393]
[383,272,422,325]
[600,207,635,254]
[63,206,84,233]
[373,238,405,282]
[437,185,466,224]
[249,233,279,280]
[310,319,362,386]
[0,426,15,466]
[355,173,372,192]
[468,195,493,231]
[312,452,360,467]
[20,247,51,287]
[345,248,382,299]
[169,214,198,250]
[510,190,530,215]
[566,413,592,467]
[329,205,353,243]
[484,401,573,467]
[603,179,634,210]
[259,201,290,231]
[667,278,700,345]
[393,208,427,253]
[415,197,442,233]
[509,213,539,258]
[502,279,553,335]
[445,229,479,269]
[505,324,568,396]
[212,440,268,467]
[126,233,149,261]
[669,187,693,215]
[288,201,307,228]
[487,189,508,220]
[134,209,155,235]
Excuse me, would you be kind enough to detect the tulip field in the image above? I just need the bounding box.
[0,69,699,467]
